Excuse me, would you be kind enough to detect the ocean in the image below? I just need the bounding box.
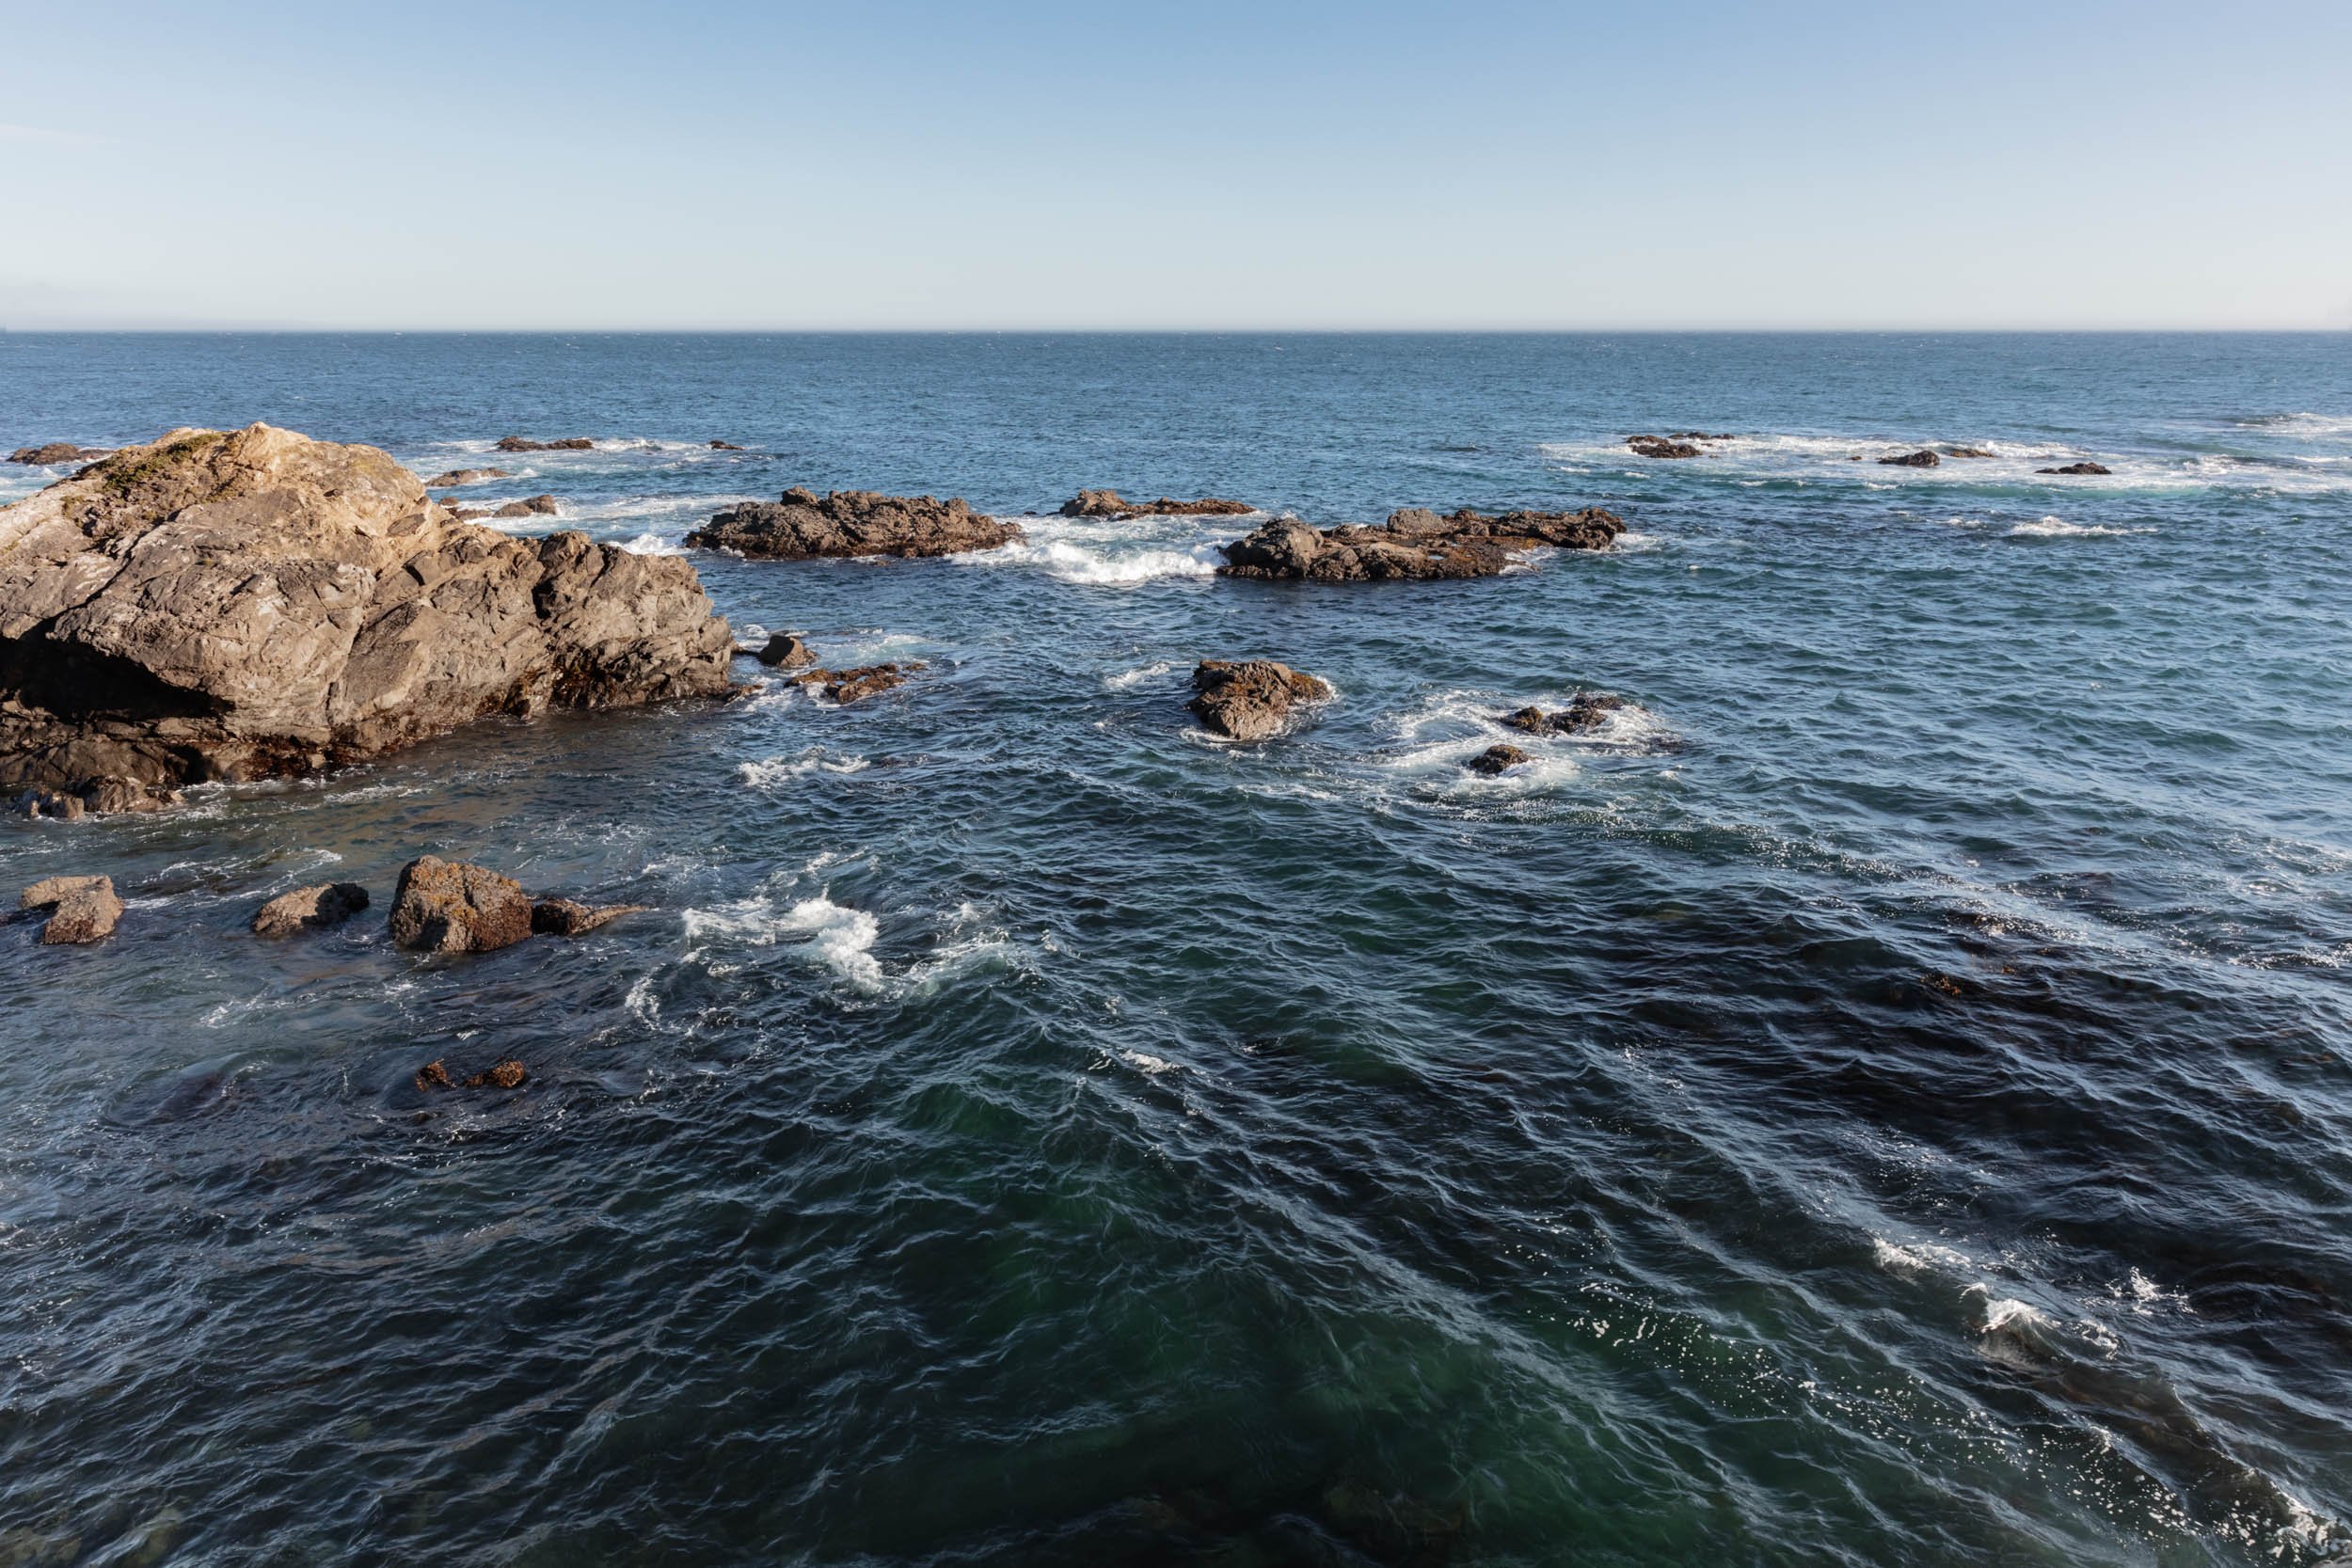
[2,331,2348,1566]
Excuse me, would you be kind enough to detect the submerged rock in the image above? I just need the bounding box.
[708,439,745,451]
[2038,461,2112,475]
[388,856,533,954]
[785,662,923,704]
[686,486,1022,560]
[1186,659,1331,739]
[1879,450,1941,467]
[1627,436,1703,459]
[0,424,736,800]
[1501,692,1627,734]
[20,874,123,944]
[251,881,370,937]
[8,443,110,466]
[1944,446,1996,458]
[493,436,593,452]
[468,1059,527,1089]
[1217,505,1623,582]
[492,494,559,518]
[1468,743,1530,775]
[1058,489,1256,519]
[531,897,645,936]
[424,467,508,486]
[752,631,817,668]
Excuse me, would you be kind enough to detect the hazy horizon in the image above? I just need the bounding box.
[5,0,2347,332]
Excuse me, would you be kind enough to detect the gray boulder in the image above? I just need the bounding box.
[21,874,123,944]
[388,856,533,954]
[252,881,371,936]
[1187,659,1331,739]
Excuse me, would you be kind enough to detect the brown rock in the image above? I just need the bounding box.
[414,1059,454,1091]
[466,1059,527,1089]
[1499,692,1628,735]
[1217,505,1622,582]
[493,436,593,452]
[8,443,110,466]
[21,874,123,944]
[252,881,370,936]
[686,486,1023,560]
[708,440,745,451]
[1058,489,1256,519]
[2037,461,2112,475]
[1879,450,1941,467]
[1186,659,1331,740]
[816,663,920,704]
[1627,436,1702,459]
[12,787,84,820]
[1943,447,1996,459]
[752,631,816,668]
[424,467,509,486]
[388,856,533,954]
[0,424,737,801]
[78,774,176,814]
[1468,744,1530,775]
[493,494,559,518]
[531,897,645,936]
[1502,705,1551,733]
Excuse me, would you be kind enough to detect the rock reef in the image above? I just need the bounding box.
[1502,692,1626,734]
[9,443,110,466]
[1217,506,1624,582]
[0,424,736,802]
[2039,461,2112,475]
[425,467,508,487]
[1058,489,1256,520]
[687,487,1022,560]
[1187,659,1330,739]
[1879,450,1941,467]
[494,436,593,452]
[784,662,922,705]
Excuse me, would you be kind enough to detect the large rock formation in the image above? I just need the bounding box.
[388,856,533,954]
[0,425,736,801]
[1217,506,1624,582]
[1058,489,1256,519]
[686,487,1023,560]
[1187,659,1330,739]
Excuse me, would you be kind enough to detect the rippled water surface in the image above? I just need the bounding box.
[3,333,2349,1566]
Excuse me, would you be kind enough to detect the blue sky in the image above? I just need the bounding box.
[3,0,2346,329]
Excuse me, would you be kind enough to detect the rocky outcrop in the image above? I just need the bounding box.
[493,494,559,518]
[9,444,110,466]
[493,436,592,452]
[20,875,123,944]
[531,897,644,936]
[686,486,1022,560]
[1058,489,1256,519]
[1503,692,1625,734]
[751,631,816,668]
[0,424,736,800]
[1468,743,1530,775]
[251,881,370,936]
[1944,447,1996,459]
[12,773,179,819]
[426,467,509,486]
[708,440,745,451]
[1879,450,1941,467]
[785,662,921,705]
[1187,659,1330,739]
[1627,436,1702,459]
[1217,505,1624,582]
[387,856,534,954]
[2038,461,2112,475]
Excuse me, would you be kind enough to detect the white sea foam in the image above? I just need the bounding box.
[1870,1238,1973,1275]
[2006,516,2149,538]
[1120,1050,1180,1075]
[1104,660,1177,689]
[738,749,870,787]
[778,895,884,990]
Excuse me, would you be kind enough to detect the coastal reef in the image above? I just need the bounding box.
[1217,506,1624,582]
[687,487,1023,560]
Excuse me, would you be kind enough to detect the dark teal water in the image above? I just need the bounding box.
[3,334,2349,1566]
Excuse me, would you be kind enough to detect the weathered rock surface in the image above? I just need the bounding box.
[1505,692,1627,734]
[1217,505,1624,582]
[493,494,559,518]
[0,424,736,800]
[9,443,111,466]
[708,440,745,451]
[1187,659,1330,739]
[1627,436,1703,459]
[426,467,509,486]
[786,662,922,704]
[531,897,645,936]
[494,436,593,452]
[751,631,816,668]
[1058,489,1256,519]
[251,881,370,936]
[1880,450,1941,467]
[21,874,123,944]
[1943,447,1996,459]
[2038,461,2112,475]
[1468,743,1530,775]
[388,856,533,954]
[415,1056,526,1090]
[687,487,1022,560]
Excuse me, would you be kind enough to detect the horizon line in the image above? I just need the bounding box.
[3,325,2346,337]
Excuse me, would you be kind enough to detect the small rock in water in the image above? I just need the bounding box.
[12,787,85,820]
[493,494,560,518]
[708,439,745,450]
[414,1059,455,1091]
[388,856,533,954]
[1498,692,1627,735]
[466,1060,527,1089]
[1627,435,1702,459]
[1468,743,1530,775]
[8,442,110,465]
[252,881,371,937]
[1943,446,1997,458]
[1879,450,1941,467]
[1502,705,1551,733]
[753,631,817,668]
[822,663,920,705]
[20,875,124,944]
[1186,659,1331,739]
[531,898,646,936]
[425,467,509,486]
[2038,461,2112,475]
[1058,488,1256,519]
[687,486,1022,560]
[493,436,593,451]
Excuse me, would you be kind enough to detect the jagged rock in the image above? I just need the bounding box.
[21,875,123,944]
[1502,705,1550,734]
[8,443,110,466]
[0,424,736,800]
[751,631,817,667]
[1058,489,1256,519]
[708,440,745,451]
[1944,447,1996,458]
[1468,744,1530,775]
[2038,461,2112,475]
[252,881,370,936]
[1186,659,1330,739]
[493,494,559,518]
[531,897,645,936]
[425,467,508,486]
[1500,692,1627,734]
[1217,505,1623,582]
[78,773,176,813]
[388,856,533,954]
[686,486,1023,560]
[785,662,922,704]
[493,436,593,452]
[414,1059,454,1090]
[467,1060,526,1088]
[1879,450,1941,467]
[13,787,84,820]
[1627,436,1702,459]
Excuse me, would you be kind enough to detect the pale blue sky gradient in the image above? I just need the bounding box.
[3,0,2346,329]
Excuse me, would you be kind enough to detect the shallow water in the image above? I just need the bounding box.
[3,332,2349,1566]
